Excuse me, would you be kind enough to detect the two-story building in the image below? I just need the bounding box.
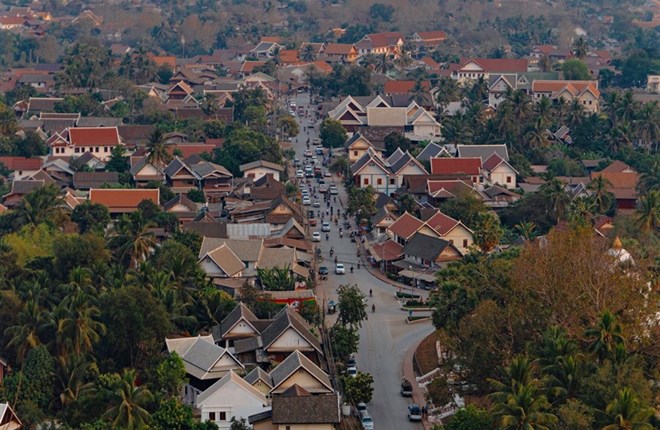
[48,127,123,161]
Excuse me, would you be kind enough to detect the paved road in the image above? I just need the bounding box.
[286,92,433,430]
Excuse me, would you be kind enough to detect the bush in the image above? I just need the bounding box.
[396,291,421,299]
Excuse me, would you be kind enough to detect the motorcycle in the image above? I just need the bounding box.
[372,304,375,313]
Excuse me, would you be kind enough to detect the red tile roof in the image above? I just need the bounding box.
[324,43,355,55]
[430,157,481,175]
[68,127,121,147]
[369,240,404,261]
[149,55,176,68]
[279,49,299,64]
[425,211,460,235]
[421,57,440,69]
[89,188,159,212]
[482,153,503,171]
[0,156,43,171]
[168,143,219,158]
[310,60,333,74]
[426,180,475,196]
[383,80,430,94]
[387,212,424,239]
[241,61,266,73]
[532,80,600,98]
[601,160,635,173]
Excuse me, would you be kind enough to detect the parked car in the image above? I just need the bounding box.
[401,379,413,397]
[408,404,422,421]
[346,365,357,377]
[327,299,336,314]
[360,415,374,430]
[309,218,318,226]
[356,402,367,416]
[324,171,331,177]
[312,232,321,242]
[346,356,356,368]
[318,266,329,275]
[335,263,345,274]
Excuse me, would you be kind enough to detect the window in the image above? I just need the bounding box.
[463,239,468,248]
[219,412,227,421]
[209,412,216,421]
[479,177,484,183]
[389,178,395,185]
[75,148,80,153]
[353,150,358,156]
[363,178,369,185]
[104,147,109,152]
[506,176,512,183]
[377,178,382,185]
[95,147,99,153]
[449,239,454,244]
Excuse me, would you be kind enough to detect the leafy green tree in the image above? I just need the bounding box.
[439,192,487,229]
[555,399,595,430]
[341,371,374,403]
[53,233,111,280]
[106,145,130,173]
[561,59,591,80]
[438,406,493,430]
[329,324,359,361]
[257,266,295,291]
[473,212,503,253]
[187,188,206,203]
[72,201,111,234]
[369,3,395,22]
[319,119,347,148]
[383,132,412,156]
[229,417,252,430]
[152,398,194,430]
[14,184,65,228]
[336,284,367,328]
[277,115,300,138]
[347,185,376,220]
[103,368,153,430]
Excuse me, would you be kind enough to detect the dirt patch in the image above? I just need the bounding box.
[413,331,439,376]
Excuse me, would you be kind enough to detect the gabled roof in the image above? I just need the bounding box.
[386,148,405,166]
[200,244,245,277]
[383,80,430,95]
[88,189,159,212]
[163,193,198,212]
[72,171,119,190]
[239,160,285,173]
[413,30,448,41]
[344,132,372,149]
[190,160,232,178]
[269,350,332,393]
[272,390,340,424]
[369,239,404,262]
[215,302,259,340]
[260,307,322,354]
[129,157,165,177]
[456,58,528,74]
[68,127,121,147]
[389,151,427,175]
[165,335,243,380]
[601,160,636,173]
[4,179,44,198]
[324,43,356,55]
[0,402,22,429]
[425,210,471,235]
[196,370,267,405]
[532,80,600,98]
[482,153,518,173]
[366,107,407,127]
[403,232,458,262]
[417,142,450,163]
[244,366,273,388]
[198,238,263,263]
[350,148,390,176]
[456,144,509,161]
[164,157,200,179]
[430,157,481,176]
[388,211,424,240]
[426,179,476,198]
[168,80,194,95]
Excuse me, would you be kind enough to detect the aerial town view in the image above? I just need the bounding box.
[0,0,657,429]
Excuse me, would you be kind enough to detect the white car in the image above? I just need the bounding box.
[324,171,331,177]
[313,200,320,208]
[360,415,374,430]
[296,170,303,178]
[347,365,357,377]
[321,222,331,232]
[312,232,321,242]
[335,263,345,274]
[302,197,311,206]
[329,186,338,195]
[304,149,312,157]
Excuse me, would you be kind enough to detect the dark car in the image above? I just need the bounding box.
[318,266,329,275]
[327,300,336,314]
[401,379,413,397]
[408,404,422,421]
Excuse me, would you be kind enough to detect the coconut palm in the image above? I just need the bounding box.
[146,129,172,167]
[534,96,553,129]
[526,119,551,148]
[104,369,153,430]
[5,298,47,362]
[638,161,659,193]
[301,44,316,62]
[109,211,157,270]
[394,47,414,70]
[588,175,613,214]
[635,189,659,232]
[491,383,557,430]
[602,388,654,430]
[435,77,461,112]
[615,90,638,125]
[568,196,596,227]
[571,37,588,59]
[514,221,537,241]
[540,178,570,223]
[408,79,428,105]
[635,101,660,152]
[56,355,93,407]
[584,310,625,362]
[14,184,65,228]
[566,99,585,129]
[57,291,106,357]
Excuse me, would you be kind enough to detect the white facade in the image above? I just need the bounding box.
[243,167,281,182]
[487,163,517,189]
[355,162,393,194]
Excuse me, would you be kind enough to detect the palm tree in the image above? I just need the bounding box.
[56,355,93,407]
[534,96,553,129]
[588,175,613,214]
[146,129,172,167]
[14,184,65,227]
[109,211,157,270]
[584,310,625,362]
[5,298,47,362]
[526,119,551,148]
[408,79,427,105]
[638,161,659,193]
[394,47,414,70]
[568,196,596,227]
[571,37,588,59]
[635,101,659,152]
[514,221,537,241]
[435,77,461,112]
[635,190,659,232]
[602,388,654,430]
[374,53,392,74]
[540,179,570,223]
[615,90,638,125]
[201,93,220,115]
[301,44,316,62]
[104,369,153,430]
[566,99,585,129]
[57,291,106,357]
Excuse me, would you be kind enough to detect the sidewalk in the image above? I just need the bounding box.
[403,335,432,430]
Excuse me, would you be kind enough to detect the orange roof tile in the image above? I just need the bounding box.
[0,156,43,171]
[89,188,159,212]
[415,31,448,41]
[601,160,635,173]
[241,61,266,73]
[310,60,332,74]
[149,55,176,68]
[425,211,460,235]
[383,80,430,94]
[68,127,121,147]
[279,49,299,64]
[387,212,424,239]
[459,58,528,73]
[260,36,282,43]
[532,80,600,98]
[324,43,355,55]
[421,57,440,69]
